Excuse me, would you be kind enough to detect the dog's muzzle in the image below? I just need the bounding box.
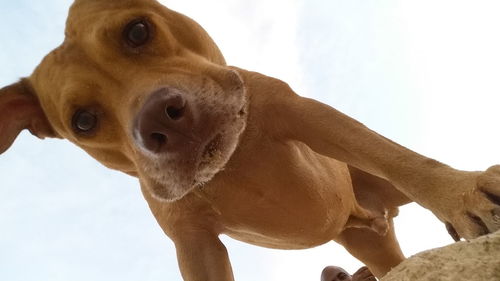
[129,70,247,201]
[132,87,198,155]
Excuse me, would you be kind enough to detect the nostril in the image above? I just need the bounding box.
[150,132,168,150]
[166,105,185,120]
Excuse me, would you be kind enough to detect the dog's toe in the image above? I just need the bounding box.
[467,166,500,234]
[445,222,461,242]
[352,266,377,281]
[484,190,500,205]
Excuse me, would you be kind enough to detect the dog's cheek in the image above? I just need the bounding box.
[83,145,137,174]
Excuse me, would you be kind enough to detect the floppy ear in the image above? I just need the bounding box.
[0,79,58,154]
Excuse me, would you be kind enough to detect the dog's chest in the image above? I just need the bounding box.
[203,139,355,249]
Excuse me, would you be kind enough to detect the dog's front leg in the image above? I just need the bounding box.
[257,76,500,239]
[140,184,234,281]
[172,230,234,281]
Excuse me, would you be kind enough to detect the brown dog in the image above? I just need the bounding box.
[1,0,500,280]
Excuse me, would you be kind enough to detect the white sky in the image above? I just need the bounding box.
[2,1,500,280]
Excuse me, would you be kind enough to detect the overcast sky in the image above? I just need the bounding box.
[2,1,500,281]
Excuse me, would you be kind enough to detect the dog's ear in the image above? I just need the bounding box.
[0,79,58,154]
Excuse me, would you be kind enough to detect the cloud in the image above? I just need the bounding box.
[162,0,305,92]
[3,1,500,281]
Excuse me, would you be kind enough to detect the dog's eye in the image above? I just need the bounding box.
[124,19,151,47]
[72,110,98,134]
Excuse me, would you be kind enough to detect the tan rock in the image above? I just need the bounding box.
[382,230,500,281]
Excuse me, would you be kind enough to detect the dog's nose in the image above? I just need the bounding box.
[133,88,193,154]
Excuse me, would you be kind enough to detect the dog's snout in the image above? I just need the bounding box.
[133,88,192,154]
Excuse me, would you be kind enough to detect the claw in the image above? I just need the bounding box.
[466,212,490,236]
[483,191,500,205]
[492,208,500,223]
[445,222,461,242]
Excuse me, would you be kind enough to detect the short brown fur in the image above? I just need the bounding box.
[1,1,500,280]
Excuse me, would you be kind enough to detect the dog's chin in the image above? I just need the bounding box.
[140,122,246,202]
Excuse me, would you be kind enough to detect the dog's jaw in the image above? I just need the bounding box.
[137,116,247,202]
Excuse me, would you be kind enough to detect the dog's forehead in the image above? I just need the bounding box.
[31,42,105,95]
[66,0,159,34]
[31,0,160,100]
[70,0,157,13]
[28,0,226,109]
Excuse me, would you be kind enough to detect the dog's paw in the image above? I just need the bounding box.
[444,165,500,240]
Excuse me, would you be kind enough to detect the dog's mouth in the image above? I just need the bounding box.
[201,133,223,164]
[193,132,232,186]
[138,126,244,201]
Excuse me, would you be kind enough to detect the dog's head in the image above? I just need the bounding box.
[0,0,248,201]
